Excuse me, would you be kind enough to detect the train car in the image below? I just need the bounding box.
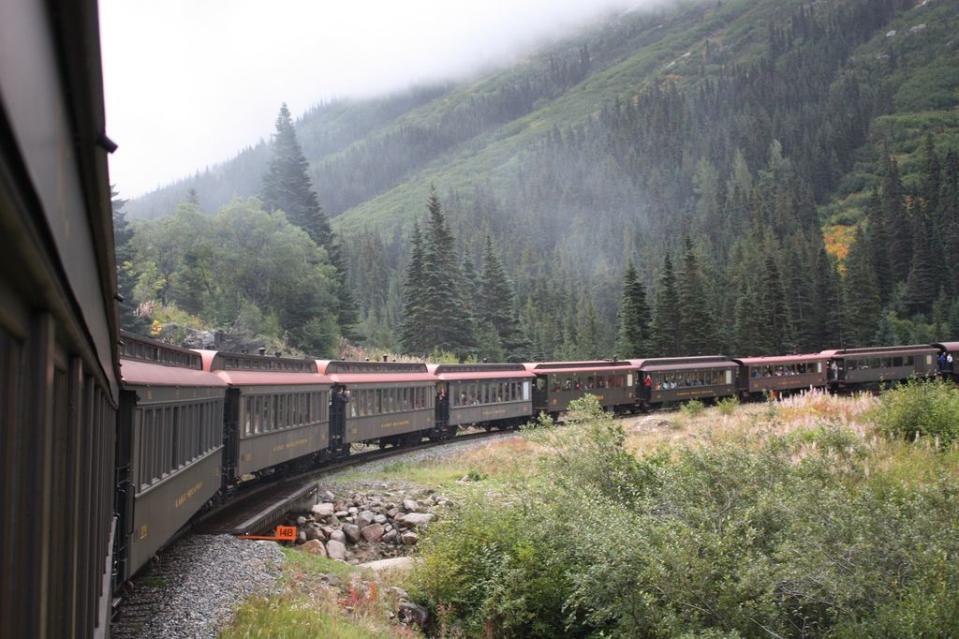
[732,353,829,399]
[525,361,637,415]
[823,345,939,389]
[633,356,738,405]
[430,363,534,433]
[115,334,227,583]
[0,0,121,636]
[318,360,436,447]
[203,352,331,481]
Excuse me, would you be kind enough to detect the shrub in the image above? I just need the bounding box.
[680,399,705,417]
[872,378,959,447]
[716,396,739,416]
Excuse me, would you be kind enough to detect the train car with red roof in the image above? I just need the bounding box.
[203,351,331,481]
[430,363,534,433]
[318,360,436,447]
[732,353,829,398]
[821,345,939,389]
[525,360,638,415]
[632,356,738,405]
[115,333,228,582]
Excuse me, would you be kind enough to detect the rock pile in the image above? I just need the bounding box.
[288,487,448,563]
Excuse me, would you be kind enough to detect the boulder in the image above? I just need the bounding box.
[300,539,327,557]
[329,529,345,543]
[295,515,307,526]
[311,502,335,517]
[326,539,347,561]
[357,510,375,527]
[401,531,419,546]
[361,523,385,543]
[342,523,362,543]
[348,506,358,515]
[400,512,434,528]
[398,602,429,627]
[334,511,349,519]
[382,529,398,544]
[402,498,420,513]
[305,525,326,542]
[387,508,400,519]
[373,514,387,525]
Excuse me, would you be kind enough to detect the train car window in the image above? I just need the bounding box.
[523,381,531,400]
[905,355,915,367]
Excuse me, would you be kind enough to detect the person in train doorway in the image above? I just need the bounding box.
[939,351,947,373]
[643,373,653,399]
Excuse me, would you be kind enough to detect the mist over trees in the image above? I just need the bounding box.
[117,0,959,357]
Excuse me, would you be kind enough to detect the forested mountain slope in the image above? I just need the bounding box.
[125,0,959,357]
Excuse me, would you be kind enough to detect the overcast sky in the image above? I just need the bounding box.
[99,0,647,197]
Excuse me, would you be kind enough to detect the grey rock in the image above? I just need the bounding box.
[304,525,325,542]
[361,523,385,543]
[382,530,398,544]
[334,511,349,519]
[401,531,419,546]
[321,490,336,502]
[402,498,420,512]
[400,512,434,528]
[300,539,327,556]
[342,524,362,543]
[326,539,347,561]
[311,502,335,517]
[357,510,375,527]
[329,529,345,543]
[348,506,358,515]
[373,514,387,524]
[295,516,307,526]
[398,601,429,627]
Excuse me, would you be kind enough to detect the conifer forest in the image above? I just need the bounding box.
[117,0,959,359]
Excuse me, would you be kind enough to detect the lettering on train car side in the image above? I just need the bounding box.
[481,407,507,417]
[175,481,204,509]
[381,420,411,429]
[273,438,309,452]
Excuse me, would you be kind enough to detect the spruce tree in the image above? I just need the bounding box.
[903,206,938,318]
[112,188,149,334]
[615,260,650,358]
[677,238,714,355]
[419,188,477,357]
[881,154,912,275]
[650,253,681,356]
[477,236,527,360]
[758,252,793,353]
[843,229,881,347]
[811,242,842,349]
[328,239,361,342]
[865,186,893,305]
[399,221,428,354]
[261,103,332,247]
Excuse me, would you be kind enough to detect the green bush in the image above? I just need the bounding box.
[872,378,959,447]
[411,411,959,638]
[716,396,739,416]
[680,399,705,417]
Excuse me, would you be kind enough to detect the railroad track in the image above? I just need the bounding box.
[192,427,516,536]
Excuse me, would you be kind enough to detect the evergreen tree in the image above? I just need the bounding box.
[328,239,362,342]
[758,252,793,353]
[677,238,714,355]
[399,221,428,354]
[112,188,149,333]
[880,154,912,274]
[843,229,881,347]
[903,205,938,318]
[811,242,842,348]
[477,236,527,360]
[575,292,602,359]
[650,253,681,356]
[419,188,477,357]
[864,186,893,305]
[920,134,941,215]
[261,103,332,248]
[615,260,651,358]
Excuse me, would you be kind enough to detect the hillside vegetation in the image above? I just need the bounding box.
[124,0,959,356]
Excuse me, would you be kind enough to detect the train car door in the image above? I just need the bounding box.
[329,385,347,453]
[435,382,449,428]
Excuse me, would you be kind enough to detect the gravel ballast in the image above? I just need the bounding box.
[112,534,283,639]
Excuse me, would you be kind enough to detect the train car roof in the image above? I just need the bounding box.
[198,350,329,386]
[523,360,636,374]
[120,359,227,388]
[316,360,436,384]
[820,345,938,357]
[732,353,829,366]
[429,363,534,380]
[630,356,737,372]
[933,342,959,352]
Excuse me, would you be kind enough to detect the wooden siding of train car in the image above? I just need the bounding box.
[235,384,329,477]
[344,382,435,444]
[839,350,938,385]
[535,375,636,413]
[738,361,827,394]
[648,382,737,403]
[124,384,224,578]
[445,377,532,426]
